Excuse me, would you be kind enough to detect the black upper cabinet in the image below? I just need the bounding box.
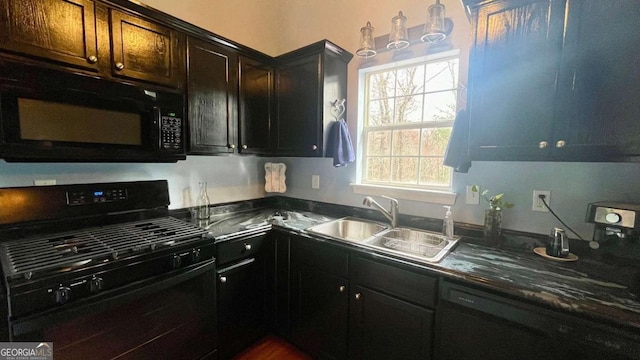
[465,0,565,161]
[0,0,185,89]
[109,8,184,88]
[464,0,640,162]
[275,40,352,157]
[556,0,640,161]
[187,36,238,154]
[238,55,274,155]
[0,0,100,72]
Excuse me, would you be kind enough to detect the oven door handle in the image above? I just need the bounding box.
[11,258,216,338]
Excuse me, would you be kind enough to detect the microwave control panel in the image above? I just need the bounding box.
[160,116,182,150]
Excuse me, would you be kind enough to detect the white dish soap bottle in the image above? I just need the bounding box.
[442,205,454,238]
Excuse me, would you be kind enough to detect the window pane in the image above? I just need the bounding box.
[425,59,459,92]
[368,99,394,126]
[421,128,452,156]
[392,129,420,156]
[423,90,457,122]
[367,131,391,156]
[368,71,395,100]
[419,157,451,186]
[366,157,391,182]
[394,95,423,123]
[391,157,418,184]
[396,65,424,96]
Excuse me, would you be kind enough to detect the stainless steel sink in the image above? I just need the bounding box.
[366,227,460,263]
[305,217,388,243]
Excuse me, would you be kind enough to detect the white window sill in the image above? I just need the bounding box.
[351,183,457,205]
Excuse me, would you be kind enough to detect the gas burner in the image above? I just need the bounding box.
[0,217,208,281]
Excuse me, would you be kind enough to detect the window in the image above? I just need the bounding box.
[358,51,459,192]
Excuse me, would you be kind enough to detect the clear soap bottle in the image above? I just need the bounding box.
[196,182,210,227]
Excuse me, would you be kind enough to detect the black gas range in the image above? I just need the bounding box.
[0,180,217,359]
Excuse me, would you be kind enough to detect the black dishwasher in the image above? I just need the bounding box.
[436,280,640,360]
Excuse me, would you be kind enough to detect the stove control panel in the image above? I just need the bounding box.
[66,188,128,206]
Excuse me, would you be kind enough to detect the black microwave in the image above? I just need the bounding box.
[0,65,186,163]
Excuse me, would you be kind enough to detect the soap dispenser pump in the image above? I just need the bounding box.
[442,205,454,238]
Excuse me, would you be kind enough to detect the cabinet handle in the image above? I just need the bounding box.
[115,62,124,70]
[242,145,248,150]
[312,144,318,151]
[339,285,346,293]
[87,55,98,64]
[219,276,227,283]
[538,141,548,149]
[556,140,566,148]
[244,243,252,251]
[355,293,362,300]
[229,144,236,149]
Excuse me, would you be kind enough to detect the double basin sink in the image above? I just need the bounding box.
[306,217,459,263]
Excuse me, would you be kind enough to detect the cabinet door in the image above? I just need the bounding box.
[467,0,566,160]
[290,265,348,359]
[349,285,434,360]
[110,9,183,87]
[554,0,640,161]
[187,37,238,154]
[0,0,99,71]
[275,54,322,156]
[217,257,266,360]
[239,55,274,155]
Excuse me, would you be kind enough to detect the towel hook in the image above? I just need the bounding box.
[331,99,346,121]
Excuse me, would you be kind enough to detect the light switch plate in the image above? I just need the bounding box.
[312,175,320,189]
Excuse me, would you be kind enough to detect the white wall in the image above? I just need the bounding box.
[3,0,639,240]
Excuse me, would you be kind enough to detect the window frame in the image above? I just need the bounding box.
[354,49,460,203]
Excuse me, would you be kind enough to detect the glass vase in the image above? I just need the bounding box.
[196,181,210,227]
[483,206,502,244]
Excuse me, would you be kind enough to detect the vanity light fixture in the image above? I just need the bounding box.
[356,21,377,58]
[421,0,451,43]
[387,11,410,50]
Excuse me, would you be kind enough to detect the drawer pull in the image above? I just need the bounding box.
[355,293,362,300]
[87,55,98,63]
[219,276,227,283]
[339,285,346,293]
[115,62,124,70]
[244,243,252,251]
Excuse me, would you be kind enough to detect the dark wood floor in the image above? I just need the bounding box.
[232,335,312,360]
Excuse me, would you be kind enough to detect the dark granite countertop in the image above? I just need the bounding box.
[181,203,640,333]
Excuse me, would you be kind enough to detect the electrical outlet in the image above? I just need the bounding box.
[34,179,56,186]
[311,175,320,189]
[532,190,551,212]
[466,185,479,205]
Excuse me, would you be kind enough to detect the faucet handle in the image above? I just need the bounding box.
[381,195,399,206]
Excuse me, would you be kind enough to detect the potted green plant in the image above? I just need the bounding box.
[471,185,514,244]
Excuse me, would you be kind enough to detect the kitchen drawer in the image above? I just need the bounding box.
[291,236,349,278]
[351,255,437,308]
[217,232,267,266]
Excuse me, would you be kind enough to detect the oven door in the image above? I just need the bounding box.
[10,259,217,360]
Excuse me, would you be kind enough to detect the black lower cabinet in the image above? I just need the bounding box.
[436,280,640,360]
[216,233,271,360]
[349,285,433,360]
[289,236,350,359]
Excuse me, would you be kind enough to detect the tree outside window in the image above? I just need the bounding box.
[361,54,459,190]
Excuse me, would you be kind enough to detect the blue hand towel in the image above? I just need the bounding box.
[326,119,355,167]
[443,110,472,173]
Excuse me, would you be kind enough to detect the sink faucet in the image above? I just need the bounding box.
[363,196,399,228]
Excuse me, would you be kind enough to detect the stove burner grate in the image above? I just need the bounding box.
[0,217,208,280]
